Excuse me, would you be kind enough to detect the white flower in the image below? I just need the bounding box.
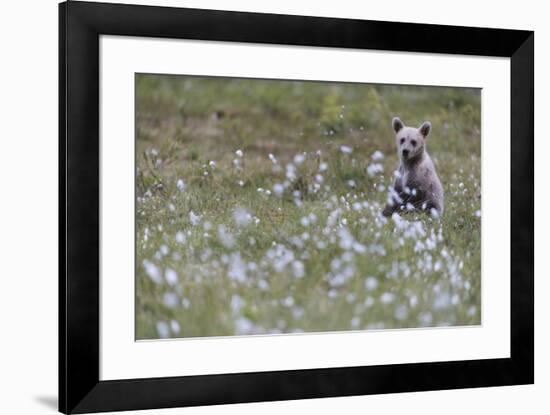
[234,316,254,335]
[418,312,433,326]
[394,304,408,320]
[365,276,378,291]
[217,225,235,248]
[228,252,247,283]
[175,231,186,244]
[230,294,245,314]
[319,162,328,172]
[232,207,251,227]
[273,183,284,197]
[433,292,451,310]
[208,160,216,167]
[371,150,384,161]
[268,153,277,164]
[291,260,305,278]
[367,163,384,177]
[282,296,295,307]
[163,292,179,308]
[156,321,170,339]
[340,145,353,154]
[170,320,180,334]
[294,153,306,165]
[176,179,186,191]
[235,149,243,157]
[189,211,201,226]
[380,292,395,304]
[165,268,178,286]
[143,260,162,284]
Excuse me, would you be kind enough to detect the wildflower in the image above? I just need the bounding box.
[233,207,252,227]
[294,153,306,165]
[365,276,378,291]
[165,268,178,286]
[340,145,353,154]
[176,179,186,191]
[380,292,395,304]
[273,183,284,196]
[189,211,201,226]
[170,320,180,334]
[367,163,383,177]
[156,321,170,339]
[175,231,186,244]
[371,150,384,161]
[143,260,162,284]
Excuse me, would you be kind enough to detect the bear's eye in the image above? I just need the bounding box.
[410,139,417,146]
[400,138,405,144]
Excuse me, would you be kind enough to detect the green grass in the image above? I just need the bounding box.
[135,74,481,339]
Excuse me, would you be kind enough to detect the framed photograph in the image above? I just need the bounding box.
[59,1,533,413]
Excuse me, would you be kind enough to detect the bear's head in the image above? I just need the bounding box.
[391,117,431,163]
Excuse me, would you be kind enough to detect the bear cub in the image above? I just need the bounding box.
[382,117,444,217]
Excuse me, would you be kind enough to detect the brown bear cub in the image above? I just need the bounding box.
[382,117,444,218]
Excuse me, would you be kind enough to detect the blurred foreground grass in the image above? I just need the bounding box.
[135,75,481,339]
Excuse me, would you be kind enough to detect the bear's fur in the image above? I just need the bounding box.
[382,117,444,217]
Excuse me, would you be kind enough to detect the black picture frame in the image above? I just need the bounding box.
[59,1,534,413]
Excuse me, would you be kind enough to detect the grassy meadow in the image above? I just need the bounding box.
[135,74,482,340]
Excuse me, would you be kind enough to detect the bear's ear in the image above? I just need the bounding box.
[419,121,431,138]
[392,117,404,133]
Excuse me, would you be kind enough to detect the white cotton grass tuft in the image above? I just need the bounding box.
[143,260,162,285]
[234,316,254,335]
[175,231,186,245]
[291,260,305,278]
[217,225,235,248]
[230,294,245,314]
[364,276,378,291]
[176,179,186,191]
[163,292,179,308]
[156,321,170,339]
[340,145,353,154]
[293,153,306,165]
[394,304,409,320]
[273,183,284,197]
[371,150,384,161]
[379,292,395,305]
[233,206,252,227]
[170,320,180,335]
[235,149,243,157]
[227,252,247,283]
[164,268,178,286]
[367,163,384,177]
[189,211,201,226]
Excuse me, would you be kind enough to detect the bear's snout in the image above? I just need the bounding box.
[402,149,410,158]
